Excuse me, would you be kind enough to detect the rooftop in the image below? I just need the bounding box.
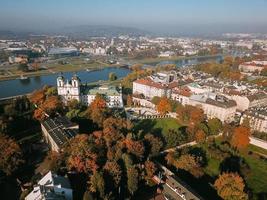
[41,116,78,148]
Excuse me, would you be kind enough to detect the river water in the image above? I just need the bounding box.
[0,55,223,99]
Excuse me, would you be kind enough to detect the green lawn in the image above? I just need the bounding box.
[199,140,267,198]
[133,118,181,138]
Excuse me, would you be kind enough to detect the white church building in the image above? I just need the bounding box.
[57,74,123,108]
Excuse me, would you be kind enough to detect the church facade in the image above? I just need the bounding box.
[57,74,123,108]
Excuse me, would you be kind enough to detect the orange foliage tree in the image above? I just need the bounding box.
[0,134,24,175]
[156,97,171,115]
[87,94,108,127]
[167,153,204,178]
[214,172,248,200]
[195,130,206,143]
[104,161,122,186]
[125,139,145,159]
[66,134,100,173]
[231,126,250,150]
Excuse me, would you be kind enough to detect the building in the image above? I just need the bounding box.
[239,61,267,73]
[48,47,79,57]
[8,55,28,64]
[225,92,267,111]
[41,116,78,152]
[57,74,123,108]
[158,51,175,57]
[241,107,267,133]
[25,171,73,200]
[133,71,178,100]
[189,93,237,122]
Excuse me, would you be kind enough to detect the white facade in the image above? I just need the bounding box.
[57,75,123,108]
[25,171,73,200]
[241,108,267,133]
[189,94,237,123]
[133,71,177,99]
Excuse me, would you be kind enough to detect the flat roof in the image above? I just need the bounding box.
[42,116,78,148]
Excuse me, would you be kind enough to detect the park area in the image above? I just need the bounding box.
[160,137,267,200]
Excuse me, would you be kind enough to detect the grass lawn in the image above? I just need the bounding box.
[199,140,267,198]
[134,118,181,138]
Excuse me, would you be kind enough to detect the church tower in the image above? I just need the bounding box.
[71,73,81,97]
[57,73,65,95]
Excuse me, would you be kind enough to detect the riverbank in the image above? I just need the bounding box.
[0,61,125,81]
[127,54,224,65]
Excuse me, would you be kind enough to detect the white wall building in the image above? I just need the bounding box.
[189,93,237,122]
[133,71,178,100]
[25,171,73,200]
[241,107,267,133]
[57,74,123,108]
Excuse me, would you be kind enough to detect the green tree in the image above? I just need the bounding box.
[127,166,139,195]
[207,118,222,135]
[89,171,105,199]
[109,72,117,81]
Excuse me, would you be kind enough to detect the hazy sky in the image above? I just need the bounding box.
[0,0,267,34]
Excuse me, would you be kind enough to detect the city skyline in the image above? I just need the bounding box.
[0,0,267,35]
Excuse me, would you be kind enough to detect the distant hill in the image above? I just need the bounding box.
[60,25,150,38]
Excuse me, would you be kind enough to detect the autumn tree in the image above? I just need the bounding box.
[33,96,63,121]
[126,95,133,107]
[156,97,171,115]
[176,105,205,125]
[0,134,24,175]
[87,94,108,127]
[30,88,46,105]
[144,134,163,156]
[127,166,139,195]
[67,134,100,173]
[195,130,206,143]
[125,139,145,159]
[170,154,204,178]
[104,161,122,187]
[144,160,157,184]
[231,126,250,150]
[102,117,129,146]
[214,172,248,200]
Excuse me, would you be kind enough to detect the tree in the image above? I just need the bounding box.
[164,129,185,148]
[156,97,171,115]
[176,105,205,125]
[144,160,156,184]
[214,172,248,200]
[172,154,204,178]
[0,134,24,175]
[195,130,206,143]
[89,171,105,199]
[127,166,139,195]
[231,126,250,150]
[208,118,222,135]
[87,94,108,127]
[126,95,133,107]
[144,134,163,156]
[109,72,117,81]
[125,139,145,159]
[45,86,57,96]
[33,96,63,121]
[67,134,99,173]
[30,88,46,105]
[104,161,122,186]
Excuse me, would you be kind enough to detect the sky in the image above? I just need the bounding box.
[0,0,267,35]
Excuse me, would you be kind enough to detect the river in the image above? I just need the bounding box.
[0,55,223,99]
